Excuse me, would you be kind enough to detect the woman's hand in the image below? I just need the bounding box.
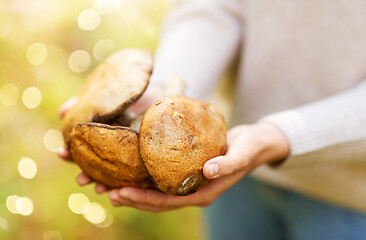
[57,85,165,192]
[109,123,290,212]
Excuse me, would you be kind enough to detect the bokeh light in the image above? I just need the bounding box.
[18,157,38,179]
[42,230,63,240]
[78,9,101,30]
[44,129,64,152]
[23,15,47,32]
[93,39,117,61]
[15,197,34,216]
[22,87,42,109]
[68,193,90,214]
[95,208,113,228]
[0,216,8,230]
[83,202,106,224]
[68,50,91,73]
[0,84,19,106]
[0,11,15,38]
[95,0,121,15]
[26,42,48,65]
[6,195,20,214]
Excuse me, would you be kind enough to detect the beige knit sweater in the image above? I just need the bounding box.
[150,0,366,212]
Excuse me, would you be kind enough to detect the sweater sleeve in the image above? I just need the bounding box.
[260,80,366,167]
[149,0,244,99]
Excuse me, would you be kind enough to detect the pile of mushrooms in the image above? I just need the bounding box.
[62,49,227,196]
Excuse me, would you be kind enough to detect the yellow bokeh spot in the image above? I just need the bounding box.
[78,9,101,30]
[68,193,90,214]
[6,195,20,214]
[0,84,19,106]
[42,230,62,240]
[95,208,113,228]
[18,157,37,179]
[83,202,106,224]
[44,129,64,152]
[27,42,48,65]
[93,39,117,61]
[68,50,91,73]
[22,87,42,109]
[23,16,46,32]
[95,0,121,15]
[0,216,8,230]
[15,197,34,216]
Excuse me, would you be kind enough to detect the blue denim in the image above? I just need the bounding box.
[205,177,366,240]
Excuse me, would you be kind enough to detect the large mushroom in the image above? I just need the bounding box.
[62,49,153,188]
[61,48,227,195]
[139,96,227,195]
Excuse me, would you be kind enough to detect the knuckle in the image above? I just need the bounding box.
[240,157,250,168]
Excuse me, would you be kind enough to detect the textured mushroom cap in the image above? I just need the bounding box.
[70,123,151,188]
[62,49,153,146]
[139,96,227,195]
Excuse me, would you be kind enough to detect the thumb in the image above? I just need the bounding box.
[203,149,250,179]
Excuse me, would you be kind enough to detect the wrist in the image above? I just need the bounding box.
[255,122,290,165]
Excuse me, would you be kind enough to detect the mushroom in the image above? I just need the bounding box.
[61,49,153,188]
[139,96,227,195]
[61,48,227,194]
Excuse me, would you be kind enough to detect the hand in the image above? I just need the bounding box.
[57,86,165,192]
[109,122,290,212]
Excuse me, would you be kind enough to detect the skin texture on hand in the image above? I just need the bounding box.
[58,86,290,211]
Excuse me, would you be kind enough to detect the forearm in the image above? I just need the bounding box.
[150,0,244,99]
[260,79,366,166]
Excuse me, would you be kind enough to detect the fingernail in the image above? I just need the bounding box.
[119,189,130,198]
[95,184,105,193]
[57,147,65,155]
[77,174,90,185]
[78,178,88,185]
[110,190,119,200]
[207,163,219,177]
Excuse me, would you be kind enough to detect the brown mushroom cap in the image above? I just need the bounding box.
[70,123,151,188]
[61,49,153,188]
[62,49,153,146]
[139,96,227,195]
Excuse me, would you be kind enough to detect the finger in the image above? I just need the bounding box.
[116,179,239,209]
[110,172,248,211]
[203,147,250,179]
[59,96,78,118]
[76,172,93,186]
[95,183,109,194]
[109,189,170,212]
[110,200,122,207]
[57,147,72,161]
[117,187,207,209]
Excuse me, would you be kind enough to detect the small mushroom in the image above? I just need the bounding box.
[70,123,149,188]
[61,49,153,188]
[139,96,227,195]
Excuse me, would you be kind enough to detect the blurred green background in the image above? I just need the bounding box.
[0,0,205,239]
